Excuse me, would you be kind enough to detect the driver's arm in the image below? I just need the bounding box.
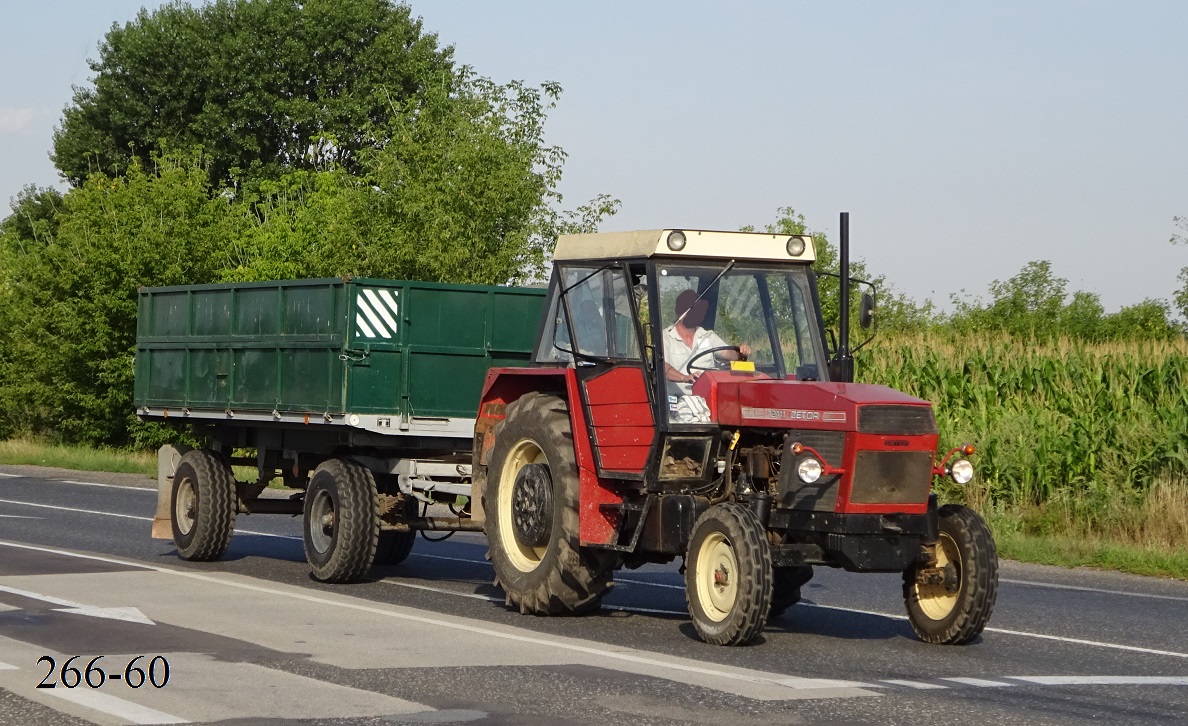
[665,362,694,383]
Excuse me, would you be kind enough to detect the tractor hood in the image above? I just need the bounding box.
[692,373,935,433]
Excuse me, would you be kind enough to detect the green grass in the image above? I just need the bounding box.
[0,439,154,476]
[990,516,1188,580]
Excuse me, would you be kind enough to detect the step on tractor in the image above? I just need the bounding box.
[136,212,998,646]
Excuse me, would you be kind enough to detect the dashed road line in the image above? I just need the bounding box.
[880,679,948,689]
[0,473,19,478]
[942,677,1014,688]
[1009,676,1188,686]
[60,479,155,492]
[43,689,188,725]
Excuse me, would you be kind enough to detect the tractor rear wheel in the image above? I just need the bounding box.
[903,504,998,644]
[685,503,772,645]
[483,392,614,615]
[171,450,236,561]
[769,565,813,620]
[303,458,379,583]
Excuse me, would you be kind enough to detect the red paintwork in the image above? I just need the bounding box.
[582,366,654,474]
[478,367,625,546]
[704,377,931,431]
[834,432,939,514]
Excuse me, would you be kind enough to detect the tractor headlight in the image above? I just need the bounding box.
[950,458,974,485]
[797,456,822,484]
[786,235,808,256]
[666,230,687,251]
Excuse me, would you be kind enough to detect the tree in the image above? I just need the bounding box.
[53,0,454,189]
[1173,216,1188,321]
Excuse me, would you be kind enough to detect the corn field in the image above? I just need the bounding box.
[858,333,1188,545]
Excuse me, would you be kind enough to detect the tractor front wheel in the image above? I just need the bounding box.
[903,504,998,644]
[685,503,772,645]
[483,392,614,615]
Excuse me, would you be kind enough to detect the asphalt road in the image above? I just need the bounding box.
[1,464,1187,725]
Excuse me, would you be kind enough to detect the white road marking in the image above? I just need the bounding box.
[0,514,41,519]
[384,579,690,617]
[880,679,947,689]
[0,660,18,670]
[1009,676,1188,686]
[0,584,155,625]
[1001,578,1188,603]
[60,479,155,492]
[0,540,874,694]
[43,688,187,724]
[0,498,147,520]
[0,473,19,477]
[942,677,1014,687]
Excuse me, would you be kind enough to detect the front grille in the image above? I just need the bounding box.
[778,430,845,511]
[858,405,937,435]
[849,450,933,505]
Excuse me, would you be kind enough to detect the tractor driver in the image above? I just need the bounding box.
[663,289,751,398]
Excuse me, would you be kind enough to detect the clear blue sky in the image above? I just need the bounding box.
[3,1,1185,313]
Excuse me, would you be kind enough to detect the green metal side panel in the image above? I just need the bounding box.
[135,277,545,420]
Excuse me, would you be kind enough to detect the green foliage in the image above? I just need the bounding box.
[1172,215,1188,321]
[951,260,1181,341]
[52,0,454,188]
[0,155,245,446]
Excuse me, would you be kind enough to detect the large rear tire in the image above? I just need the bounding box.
[303,458,379,583]
[483,392,614,615]
[685,503,772,646]
[903,504,998,644]
[769,565,813,621]
[171,450,236,561]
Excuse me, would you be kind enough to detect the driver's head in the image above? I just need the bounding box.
[675,289,708,328]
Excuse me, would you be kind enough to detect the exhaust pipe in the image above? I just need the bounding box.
[831,212,855,383]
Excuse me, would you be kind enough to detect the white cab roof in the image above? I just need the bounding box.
[553,229,816,263]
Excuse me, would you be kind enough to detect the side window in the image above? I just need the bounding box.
[562,267,641,361]
[534,282,573,365]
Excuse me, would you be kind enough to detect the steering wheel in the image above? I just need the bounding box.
[686,345,744,372]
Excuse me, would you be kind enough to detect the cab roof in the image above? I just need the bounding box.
[553,229,816,263]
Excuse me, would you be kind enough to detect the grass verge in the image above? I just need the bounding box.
[0,439,154,476]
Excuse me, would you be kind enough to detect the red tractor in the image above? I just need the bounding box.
[473,214,997,646]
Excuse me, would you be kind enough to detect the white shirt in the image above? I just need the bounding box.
[663,323,729,379]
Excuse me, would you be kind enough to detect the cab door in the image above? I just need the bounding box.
[557,265,656,480]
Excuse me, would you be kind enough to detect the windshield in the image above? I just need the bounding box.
[656,262,825,418]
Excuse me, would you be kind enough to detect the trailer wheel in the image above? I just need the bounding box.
[903,504,998,645]
[685,503,772,645]
[374,498,418,566]
[303,458,379,583]
[769,565,813,621]
[484,392,613,615]
[171,450,236,561]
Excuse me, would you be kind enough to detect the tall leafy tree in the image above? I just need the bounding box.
[53,0,454,188]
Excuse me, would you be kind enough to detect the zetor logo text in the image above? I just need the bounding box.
[740,407,847,423]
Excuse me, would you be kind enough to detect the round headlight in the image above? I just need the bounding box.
[786,236,807,256]
[950,458,974,485]
[797,457,822,484]
[666,230,687,251]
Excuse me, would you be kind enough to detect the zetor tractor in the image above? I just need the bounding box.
[474,214,998,646]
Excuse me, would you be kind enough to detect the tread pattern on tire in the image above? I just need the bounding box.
[483,391,614,615]
[903,503,998,645]
[304,458,379,583]
[173,449,236,562]
[686,502,773,646]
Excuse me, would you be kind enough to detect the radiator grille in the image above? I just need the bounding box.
[857,405,937,435]
[849,450,933,505]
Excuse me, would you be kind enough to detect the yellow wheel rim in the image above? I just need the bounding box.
[916,532,961,620]
[695,532,739,623]
[498,439,550,573]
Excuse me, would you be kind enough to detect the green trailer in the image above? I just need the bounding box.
[137,276,545,577]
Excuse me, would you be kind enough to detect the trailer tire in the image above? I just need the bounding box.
[769,565,813,621]
[303,458,379,583]
[171,450,236,561]
[686,503,772,645]
[484,392,613,615]
[374,499,418,566]
[903,504,998,645]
